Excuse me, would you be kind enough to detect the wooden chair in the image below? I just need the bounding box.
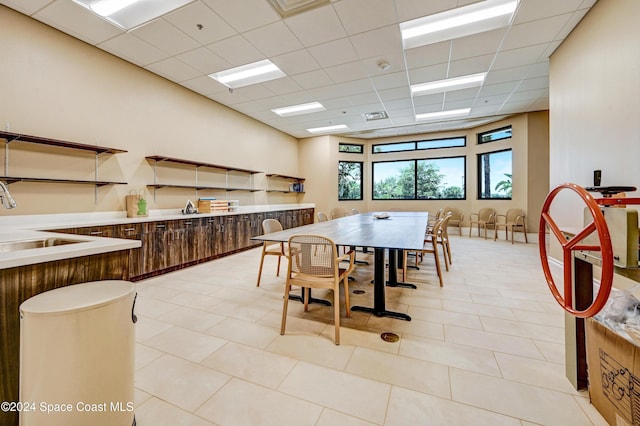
[280,235,355,345]
[428,208,444,230]
[351,208,360,215]
[437,213,453,268]
[444,206,464,236]
[256,219,293,287]
[403,218,445,287]
[494,209,528,244]
[468,208,496,239]
[317,211,329,222]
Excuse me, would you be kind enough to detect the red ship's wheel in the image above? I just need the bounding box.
[538,183,614,318]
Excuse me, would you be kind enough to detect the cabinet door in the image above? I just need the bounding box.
[142,222,169,274]
[114,224,143,278]
[303,208,314,225]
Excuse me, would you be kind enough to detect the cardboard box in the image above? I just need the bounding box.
[586,318,640,426]
[198,200,228,213]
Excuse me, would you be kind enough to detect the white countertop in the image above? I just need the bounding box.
[0,203,314,269]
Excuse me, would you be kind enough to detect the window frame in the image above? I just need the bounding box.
[371,155,466,201]
[372,136,466,154]
[476,148,513,200]
[338,160,364,201]
[477,126,512,144]
[338,143,364,154]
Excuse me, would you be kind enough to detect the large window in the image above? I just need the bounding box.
[372,137,465,153]
[477,149,512,199]
[338,161,363,200]
[372,156,465,200]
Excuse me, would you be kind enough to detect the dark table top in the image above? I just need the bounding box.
[252,212,429,251]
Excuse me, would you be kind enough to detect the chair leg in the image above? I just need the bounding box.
[343,277,351,318]
[334,285,340,345]
[256,246,267,287]
[523,223,529,243]
[280,282,290,335]
[276,255,282,276]
[432,243,444,287]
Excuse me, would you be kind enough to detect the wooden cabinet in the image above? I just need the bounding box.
[47,207,313,280]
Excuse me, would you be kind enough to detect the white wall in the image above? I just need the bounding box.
[549,0,640,229]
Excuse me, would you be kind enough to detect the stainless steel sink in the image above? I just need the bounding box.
[0,238,84,253]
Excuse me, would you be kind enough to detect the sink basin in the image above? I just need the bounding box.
[0,238,84,253]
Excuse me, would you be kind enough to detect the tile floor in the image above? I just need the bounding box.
[133,230,608,425]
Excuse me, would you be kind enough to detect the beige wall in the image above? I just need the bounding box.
[300,112,549,231]
[549,0,640,229]
[0,6,300,216]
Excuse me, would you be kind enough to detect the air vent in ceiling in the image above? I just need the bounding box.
[363,111,389,121]
[266,0,330,18]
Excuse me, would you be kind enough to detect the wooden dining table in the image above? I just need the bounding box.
[251,211,429,321]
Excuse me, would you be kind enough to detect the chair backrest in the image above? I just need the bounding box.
[262,218,283,234]
[505,208,525,223]
[351,208,360,215]
[440,213,452,237]
[331,207,347,219]
[444,207,462,220]
[478,208,495,221]
[433,208,444,219]
[288,234,337,277]
[317,212,329,222]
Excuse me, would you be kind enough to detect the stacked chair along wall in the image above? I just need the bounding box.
[444,206,464,236]
[494,209,528,244]
[330,207,347,219]
[468,208,496,239]
[317,212,329,222]
[256,219,295,287]
[280,235,355,345]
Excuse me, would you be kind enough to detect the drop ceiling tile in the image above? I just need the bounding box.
[349,25,403,59]
[403,41,451,69]
[243,21,303,57]
[99,33,168,66]
[485,65,531,85]
[554,9,590,40]
[272,49,321,76]
[407,63,449,85]
[507,88,548,102]
[383,98,413,111]
[444,87,481,102]
[517,76,548,91]
[471,92,508,106]
[175,46,230,74]
[413,93,444,107]
[180,75,227,96]
[492,44,549,70]
[393,0,458,22]
[284,4,346,47]
[527,61,549,78]
[324,61,368,84]
[232,84,276,101]
[448,54,494,78]
[201,0,280,32]
[377,87,411,103]
[333,0,397,35]
[450,28,507,61]
[145,57,200,82]
[291,69,332,89]
[35,0,122,45]
[501,14,574,50]
[132,19,200,56]
[529,97,549,110]
[164,1,237,45]
[261,76,304,94]
[307,79,372,100]
[207,90,250,105]
[307,38,359,67]
[206,35,264,67]
[514,0,584,24]
[478,81,519,97]
[0,0,53,15]
[370,71,408,91]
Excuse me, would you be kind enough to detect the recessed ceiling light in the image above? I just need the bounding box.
[209,60,286,89]
[411,73,487,96]
[72,0,195,30]
[272,102,326,117]
[306,124,349,134]
[415,108,471,121]
[400,0,518,49]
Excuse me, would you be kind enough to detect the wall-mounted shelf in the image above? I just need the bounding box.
[265,173,305,194]
[146,155,262,201]
[0,130,128,202]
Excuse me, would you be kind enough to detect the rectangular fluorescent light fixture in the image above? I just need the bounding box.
[411,73,487,96]
[400,0,518,49]
[416,108,471,121]
[306,124,349,134]
[272,102,325,117]
[209,60,286,89]
[72,0,194,30]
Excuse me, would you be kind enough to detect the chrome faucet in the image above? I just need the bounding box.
[0,181,16,209]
